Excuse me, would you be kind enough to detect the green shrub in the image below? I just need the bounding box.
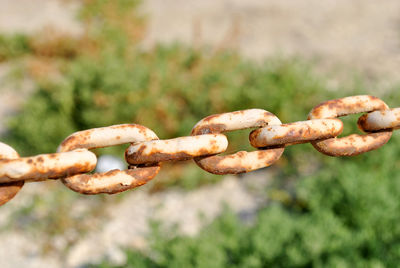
[6,48,329,154]
[0,34,31,61]
[97,129,400,268]
[4,0,334,157]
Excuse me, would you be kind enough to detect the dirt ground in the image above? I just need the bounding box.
[0,0,399,81]
[141,0,400,82]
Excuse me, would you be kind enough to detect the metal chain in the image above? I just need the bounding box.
[0,95,398,205]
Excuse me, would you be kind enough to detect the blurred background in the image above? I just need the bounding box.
[0,0,399,267]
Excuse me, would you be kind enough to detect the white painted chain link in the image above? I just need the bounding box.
[0,95,398,205]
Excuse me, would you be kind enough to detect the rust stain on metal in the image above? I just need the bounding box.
[191,123,227,135]
[191,109,283,174]
[311,132,392,156]
[358,108,400,132]
[58,124,159,152]
[192,109,281,136]
[249,119,343,148]
[59,132,91,152]
[308,95,388,120]
[308,96,392,156]
[0,97,397,203]
[57,124,162,194]
[0,181,24,206]
[0,149,97,183]
[62,165,160,194]
[0,142,23,206]
[202,113,222,123]
[195,147,284,175]
[127,150,194,165]
[125,134,228,165]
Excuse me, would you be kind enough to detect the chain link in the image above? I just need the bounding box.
[308,95,392,156]
[0,95,398,205]
[125,134,228,165]
[358,108,400,132]
[249,119,343,147]
[58,124,161,194]
[191,109,284,174]
[0,143,23,206]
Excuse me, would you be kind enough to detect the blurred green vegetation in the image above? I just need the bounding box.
[0,34,31,61]
[1,0,400,266]
[2,0,344,190]
[97,129,400,267]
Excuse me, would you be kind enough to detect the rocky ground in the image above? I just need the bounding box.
[0,0,400,267]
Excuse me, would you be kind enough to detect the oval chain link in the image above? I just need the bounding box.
[191,109,284,174]
[0,143,24,206]
[125,134,228,165]
[0,96,398,204]
[249,119,343,148]
[308,95,392,156]
[358,108,400,132]
[58,124,161,195]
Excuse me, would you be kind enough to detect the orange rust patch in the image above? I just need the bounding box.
[191,123,227,135]
[62,165,160,195]
[126,143,218,165]
[263,111,274,117]
[202,114,222,123]
[4,160,96,182]
[194,147,284,175]
[195,155,247,174]
[60,135,79,150]
[309,96,391,156]
[60,131,93,151]
[0,181,24,206]
[311,131,392,157]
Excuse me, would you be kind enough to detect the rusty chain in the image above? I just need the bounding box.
[0,95,399,205]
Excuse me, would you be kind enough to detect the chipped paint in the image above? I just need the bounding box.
[191,109,281,135]
[58,124,158,152]
[249,119,343,147]
[125,134,228,164]
[194,147,284,175]
[0,149,97,183]
[358,108,400,132]
[59,124,161,194]
[308,95,388,120]
[309,95,392,156]
[0,142,23,206]
[62,165,160,194]
[191,109,284,174]
[0,97,398,202]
